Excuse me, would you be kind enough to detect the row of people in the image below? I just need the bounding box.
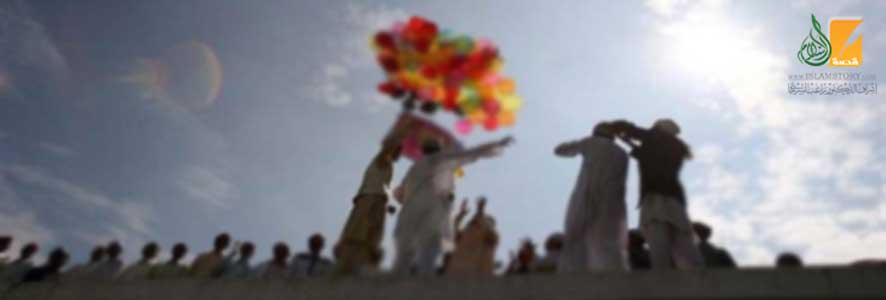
[0,233,333,285]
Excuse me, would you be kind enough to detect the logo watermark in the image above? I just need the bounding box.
[788,72,877,95]
[790,14,875,95]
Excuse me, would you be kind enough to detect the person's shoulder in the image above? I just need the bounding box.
[192,252,212,262]
[715,247,734,258]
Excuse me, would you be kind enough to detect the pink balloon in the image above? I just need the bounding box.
[455,119,473,135]
[392,22,406,34]
[482,73,501,86]
[418,87,434,100]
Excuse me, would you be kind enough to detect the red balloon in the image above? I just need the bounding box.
[374,32,396,51]
[378,82,403,97]
[483,117,498,130]
[404,16,438,53]
[444,87,459,109]
[420,66,437,79]
[378,53,399,72]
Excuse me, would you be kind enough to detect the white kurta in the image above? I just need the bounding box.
[555,136,629,272]
[392,139,508,274]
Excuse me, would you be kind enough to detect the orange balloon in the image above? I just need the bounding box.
[498,111,516,126]
[467,109,487,124]
[498,78,516,94]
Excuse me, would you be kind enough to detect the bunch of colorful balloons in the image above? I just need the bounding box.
[372,16,522,134]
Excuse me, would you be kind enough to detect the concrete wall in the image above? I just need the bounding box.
[4,267,886,300]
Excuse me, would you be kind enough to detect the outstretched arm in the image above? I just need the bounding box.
[610,120,650,140]
[437,136,514,167]
[554,138,589,157]
[610,120,650,150]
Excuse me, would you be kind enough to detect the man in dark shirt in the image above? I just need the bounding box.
[611,119,703,270]
[692,222,737,268]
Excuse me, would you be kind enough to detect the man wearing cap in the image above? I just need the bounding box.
[391,136,513,275]
[611,119,702,269]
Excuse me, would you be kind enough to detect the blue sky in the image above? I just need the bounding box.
[1,0,884,267]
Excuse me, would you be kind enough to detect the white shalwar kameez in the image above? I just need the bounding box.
[392,139,509,275]
[555,136,629,272]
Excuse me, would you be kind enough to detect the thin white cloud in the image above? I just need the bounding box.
[0,211,55,256]
[0,0,69,80]
[38,141,77,158]
[311,3,407,108]
[178,166,235,209]
[0,163,156,251]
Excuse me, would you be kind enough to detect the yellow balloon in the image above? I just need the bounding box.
[501,94,522,111]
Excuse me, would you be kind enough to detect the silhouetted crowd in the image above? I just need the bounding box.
[0,233,335,286]
[2,118,884,287]
[0,226,829,287]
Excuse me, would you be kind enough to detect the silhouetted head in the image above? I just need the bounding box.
[517,239,536,266]
[20,243,38,260]
[89,246,106,263]
[272,242,290,264]
[240,242,255,260]
[592,122,615,139]
[652,119,681,136]
[308,234,325,255]
[776,252,803,268]
[692,222,712,243]
[106,241,122,259]
[141,242,159,261]
[171,243,187,262]
[213,233,231,252]
[421,140,442,155]
[628,229,646,249]
[46,248,69,271]
[545,233,564,253]
[0,236,10,252]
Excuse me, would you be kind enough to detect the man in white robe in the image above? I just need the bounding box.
[392,136,513,275]
[555,122,629,272]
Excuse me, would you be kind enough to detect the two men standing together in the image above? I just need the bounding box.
[557,119,702,271]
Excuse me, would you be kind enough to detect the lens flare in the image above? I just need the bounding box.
[123,41,223,110]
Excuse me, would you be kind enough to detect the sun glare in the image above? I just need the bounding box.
[657,9,757,83]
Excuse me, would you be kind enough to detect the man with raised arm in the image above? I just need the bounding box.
[555,122,629,272]
[446,197,499,276]
[392,136,513,275]
[610,118,702,269]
